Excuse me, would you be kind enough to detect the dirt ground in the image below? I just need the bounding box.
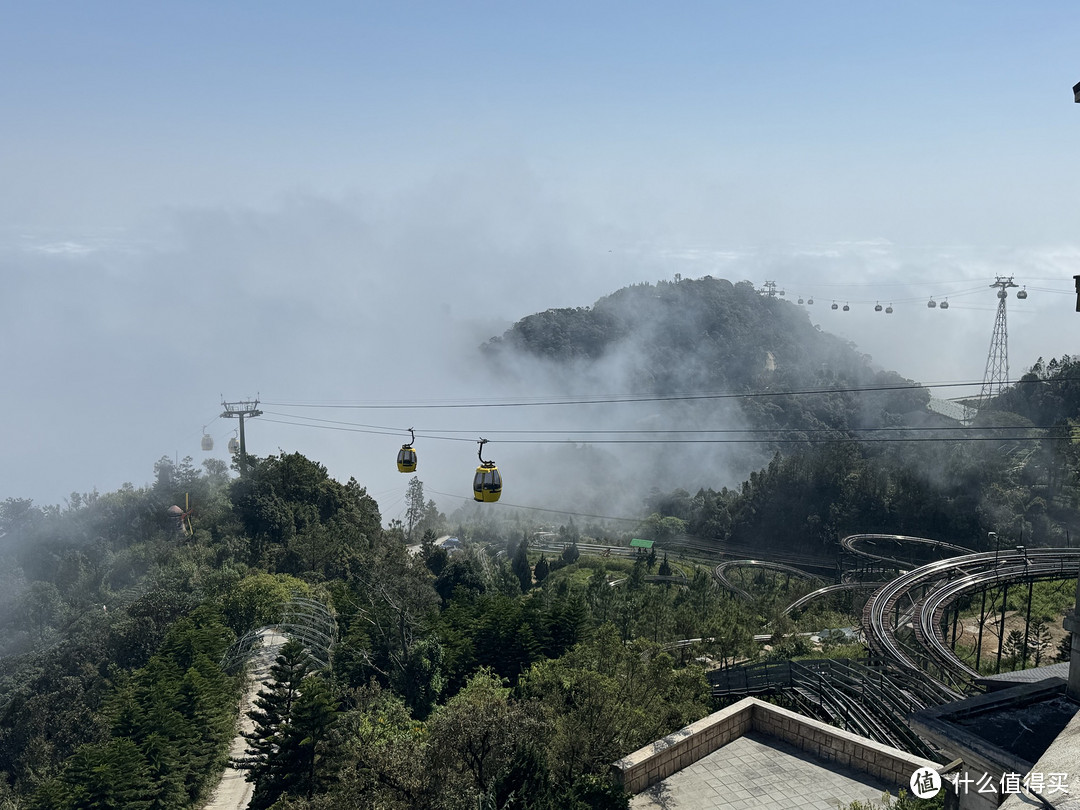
[953,609,1068,668]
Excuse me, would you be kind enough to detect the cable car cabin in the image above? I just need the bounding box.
[397,446,417,473]
[228,437,240,454]
[473,463,502,502]
[201,434,214,451]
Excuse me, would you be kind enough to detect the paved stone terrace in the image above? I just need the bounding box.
[630,731,895,810]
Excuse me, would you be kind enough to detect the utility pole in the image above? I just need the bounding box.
[221,397,262,475]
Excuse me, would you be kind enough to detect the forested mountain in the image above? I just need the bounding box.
[483,277,931,436]
[484,278,1080,555]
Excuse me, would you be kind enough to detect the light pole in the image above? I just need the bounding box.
[989,531,998,567]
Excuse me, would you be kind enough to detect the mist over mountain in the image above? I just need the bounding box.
[477,276,931,516]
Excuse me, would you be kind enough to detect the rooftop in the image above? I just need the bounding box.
[630,730,895,810]
[613,697,938,810]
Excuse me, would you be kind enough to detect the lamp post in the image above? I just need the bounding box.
[989,531,998,567]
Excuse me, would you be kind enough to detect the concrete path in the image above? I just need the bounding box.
[200,629,286,810]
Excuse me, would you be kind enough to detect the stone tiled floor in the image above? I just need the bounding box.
[630,731,896,809]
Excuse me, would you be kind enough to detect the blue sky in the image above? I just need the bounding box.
[3,2,1080,512]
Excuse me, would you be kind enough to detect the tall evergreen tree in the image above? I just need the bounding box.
[405,477,425,541]
[512,538,533,593]
[533,553,550,584]
[280,674,339,800]
[237,639,314,809]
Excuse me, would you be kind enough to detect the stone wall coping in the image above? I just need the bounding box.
[612,697,755,770]
[613,697,940,795]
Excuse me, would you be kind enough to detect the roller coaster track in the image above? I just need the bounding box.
[861,549,1080,695]
[712,559,825,601]
[912,551,1080,691]
[687,535,1080,757]
[663,534,838,573]
[782,582,882,616]
[538,534,1077,701]
[841,533,972,570]
[709,658,943,758]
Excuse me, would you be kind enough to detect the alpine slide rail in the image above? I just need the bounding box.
[700,534,1080,758]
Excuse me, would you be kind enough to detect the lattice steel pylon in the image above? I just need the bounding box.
[758,280,785,298]
[978,276,1018,408]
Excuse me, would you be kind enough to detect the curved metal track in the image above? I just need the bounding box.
[862,548,1080,694]
[782,582,882,616]
[913,552,1080,689]
[713,559,825,601]
[841,533,972,569]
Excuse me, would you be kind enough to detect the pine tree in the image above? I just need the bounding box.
[281,674,339,800]
[405,477,425,541]
[1056,632,1072,663]
[533,553,550,584]
[141,732,187,810]
[512,539,533,593]
[237,639,314,809]
[1003,629,1026,668]
[1030,620,1054,667]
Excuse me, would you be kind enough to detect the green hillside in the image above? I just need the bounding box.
[3,280,1080,809]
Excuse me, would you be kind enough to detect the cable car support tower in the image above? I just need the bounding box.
[978,277,1020,410]
[221,397,262,474]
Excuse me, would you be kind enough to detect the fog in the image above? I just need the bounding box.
[3,3,1080,520]
[5,191,1078,523]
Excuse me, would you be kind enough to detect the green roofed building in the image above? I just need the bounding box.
[629,538,654,550]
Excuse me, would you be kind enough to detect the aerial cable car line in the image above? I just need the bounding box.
[796,278,989,288]
[258,417,1071,446]
[260,412,1079,439]
[793,284,989,300]
[784,280,1068,308]
[261,375,1075,412]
